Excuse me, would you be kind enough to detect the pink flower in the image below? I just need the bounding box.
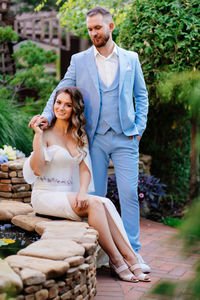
[139,193,144,198]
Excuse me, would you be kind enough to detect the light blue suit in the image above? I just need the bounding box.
[42,45,148,251]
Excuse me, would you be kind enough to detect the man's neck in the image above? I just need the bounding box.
[96,40,115,58]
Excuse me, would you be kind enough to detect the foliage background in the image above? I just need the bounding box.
[0,27,58,155]
[117,0,200,204]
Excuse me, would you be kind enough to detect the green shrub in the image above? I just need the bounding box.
[117,0,200,204]
[0,95,33,156]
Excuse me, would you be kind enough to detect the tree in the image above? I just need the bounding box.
[35,0,129,39]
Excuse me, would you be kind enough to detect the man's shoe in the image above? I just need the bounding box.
[136,253,151,273]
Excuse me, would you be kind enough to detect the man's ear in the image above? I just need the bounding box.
[109,22,115,31]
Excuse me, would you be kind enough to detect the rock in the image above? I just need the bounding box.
[0,259,23,294]
[81,243,97,256]
[20,268,46,285]
[35,221,89,236]
[64,256,84,267]
[0,171,9,179]
[35,289,49,300]
[5,256,69,279]
[48,286,58,298]
[11,212,51,232]
[0,200,33,221]
[18,239,85,260]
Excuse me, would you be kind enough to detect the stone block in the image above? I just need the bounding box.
[18,171,23,177]
[49,286,58,298]
[0,179,11,183]
[35,289,48,300]
[5,255,70,279]
[20,268,46,285]
[24,284,42,294]
[0,259,23,294]
[0,200,33,221]
[12,184,30,192]
[9,171,17,177]
[0,192,12,198]
[1,165,9,172]
[12,212,51,232]
[11,178,26,184]
[18,239,85,260]
[0,183,12,192]
[60,291,72,300]
[0,171,8,179]
[13,191,32,198]
[64,256,84,267]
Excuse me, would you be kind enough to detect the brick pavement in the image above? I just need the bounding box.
[94,218,198,300]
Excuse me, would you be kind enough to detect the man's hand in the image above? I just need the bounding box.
[29,115,49,130]
[129,135,141,142]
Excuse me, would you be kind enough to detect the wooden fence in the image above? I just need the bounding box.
[14,11,71,51]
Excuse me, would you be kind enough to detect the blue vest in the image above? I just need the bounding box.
[96,66,122,134]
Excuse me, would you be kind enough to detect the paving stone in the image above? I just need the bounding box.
[0,259,23,294]
[12,212,51,232]
[18,239,85,260]
[64,256,85,267]
[5,255,69,279]
[0,200,33,221]
[35,220,89,236]
[20,268,46,285]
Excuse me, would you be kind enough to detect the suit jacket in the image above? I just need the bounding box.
[42,45,149,146]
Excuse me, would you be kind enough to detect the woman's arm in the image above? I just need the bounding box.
[30,125,46,176]
[76,159,91,209]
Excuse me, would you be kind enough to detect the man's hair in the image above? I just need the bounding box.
[86,6,112,22]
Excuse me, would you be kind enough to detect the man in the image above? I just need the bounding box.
[30,6,150,272]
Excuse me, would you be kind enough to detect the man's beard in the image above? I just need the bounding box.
[91,33,110,48]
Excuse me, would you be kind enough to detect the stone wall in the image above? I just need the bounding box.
[0,202,98,299]
[0,158,31,203]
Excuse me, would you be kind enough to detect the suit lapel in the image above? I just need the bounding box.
[118,46,129,95]
[85,46,100,93]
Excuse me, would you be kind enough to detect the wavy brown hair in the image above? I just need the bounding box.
[52,87,87,149]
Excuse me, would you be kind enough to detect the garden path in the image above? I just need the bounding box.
[94,218,198,300]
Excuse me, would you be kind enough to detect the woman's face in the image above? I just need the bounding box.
[54,92,73,121]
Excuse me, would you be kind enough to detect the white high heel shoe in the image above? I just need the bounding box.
[109,261,139,283]
[124,259,151,282]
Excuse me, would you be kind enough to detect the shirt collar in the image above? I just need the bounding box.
[93,43,118,59]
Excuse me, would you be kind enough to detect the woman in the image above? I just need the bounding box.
[23,87,150,283]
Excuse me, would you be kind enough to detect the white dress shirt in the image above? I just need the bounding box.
[94,44,119,87]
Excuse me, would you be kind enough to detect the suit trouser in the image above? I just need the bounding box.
[90,129,140,251]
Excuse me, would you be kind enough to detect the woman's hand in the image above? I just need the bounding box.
[29,115,49,130]
[75,191,89,210]
[30,123,43,135]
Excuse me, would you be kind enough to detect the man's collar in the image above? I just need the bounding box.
[93,43,118,58]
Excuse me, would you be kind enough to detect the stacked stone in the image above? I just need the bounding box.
[2,245,97,300]
[8,252,97,300]
[0,205,98,300]
[0,158,32,203]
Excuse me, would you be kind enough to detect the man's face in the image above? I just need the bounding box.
[87,14,111,48]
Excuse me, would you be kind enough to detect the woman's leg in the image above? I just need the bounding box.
[68,194,136,281]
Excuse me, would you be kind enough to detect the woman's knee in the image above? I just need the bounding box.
[88,195,104,209]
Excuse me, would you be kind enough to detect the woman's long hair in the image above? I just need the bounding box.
[52,87,87,149]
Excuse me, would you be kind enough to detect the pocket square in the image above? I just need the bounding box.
[126,66,132,71]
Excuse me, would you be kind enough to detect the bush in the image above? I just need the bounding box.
[107,173,167,221]
[117,0,200,204]
[0,96,33,156]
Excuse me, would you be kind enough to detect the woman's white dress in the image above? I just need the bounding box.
[23,145,133,249]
